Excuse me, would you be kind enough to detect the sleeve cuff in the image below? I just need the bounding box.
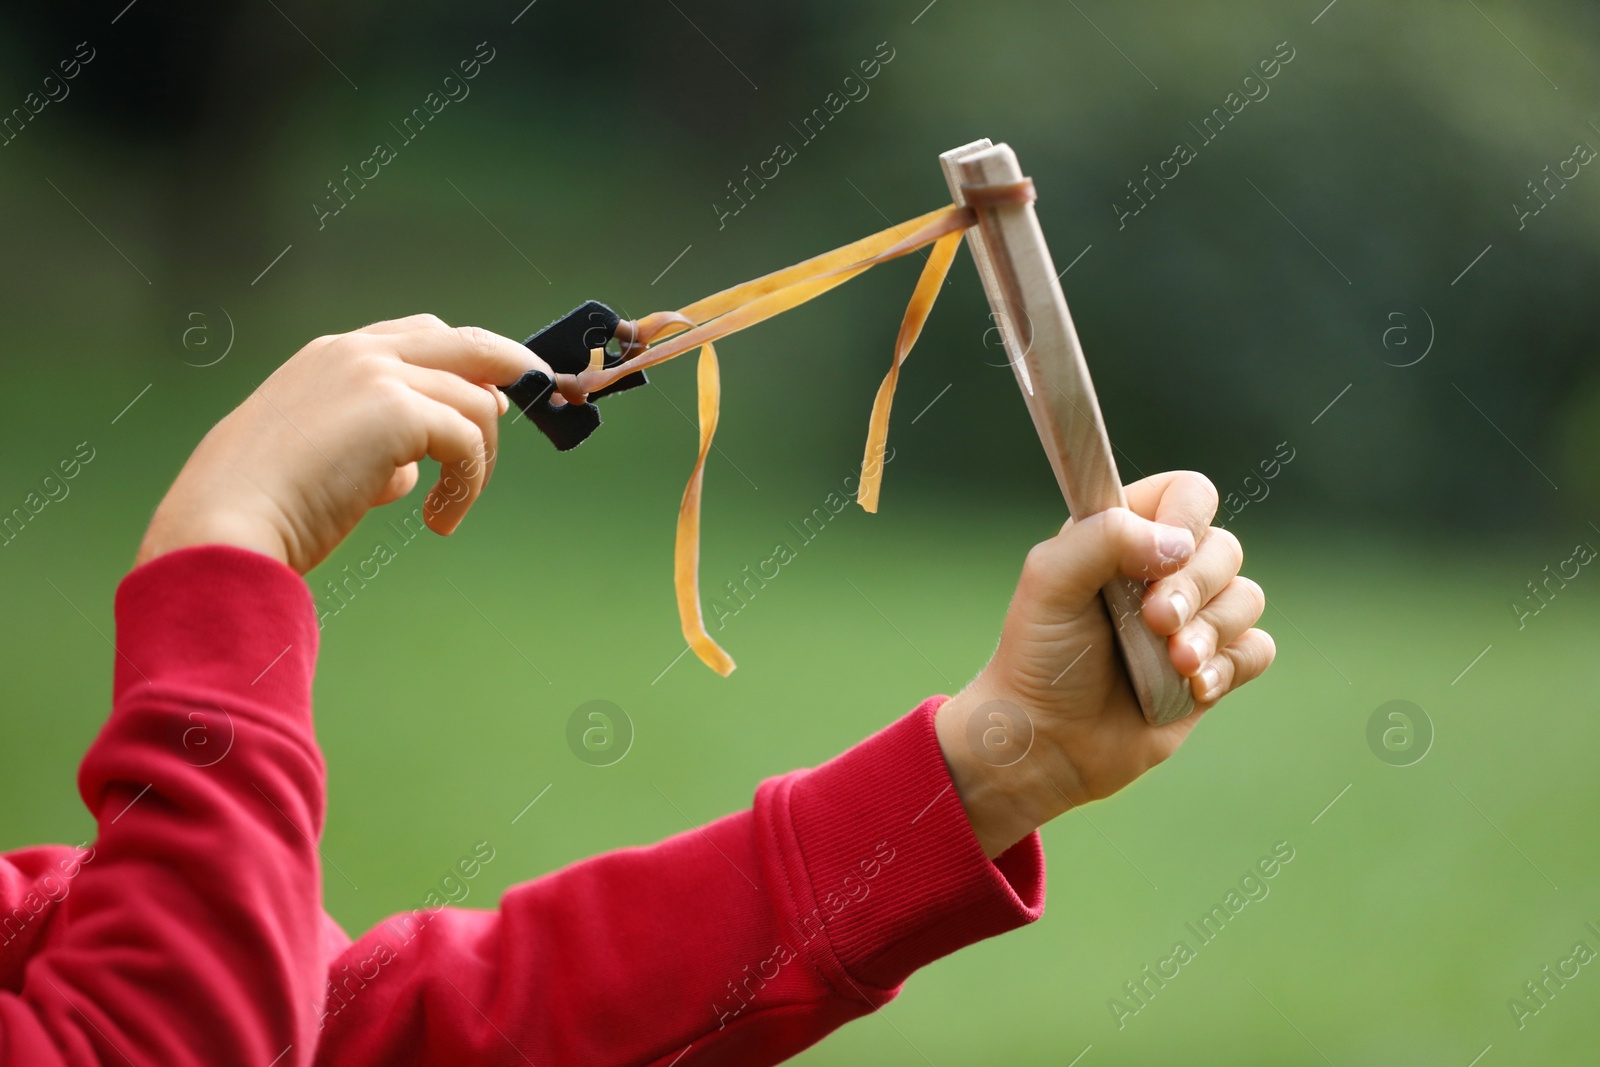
[113,544,319,732]
[755,696,1046,997]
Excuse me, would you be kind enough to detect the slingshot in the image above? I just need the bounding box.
[508,140,1195,726]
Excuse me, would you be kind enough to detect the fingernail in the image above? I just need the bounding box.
[1187,633,1210,665]
[1168,592,1190,626]
[1198,663,1221,700]
[1158,525,1194,562]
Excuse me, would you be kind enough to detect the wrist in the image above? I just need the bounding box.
[934,681,1075,858]
[137,503,291,570]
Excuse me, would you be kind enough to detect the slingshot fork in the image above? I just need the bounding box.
[941,139,1195,726]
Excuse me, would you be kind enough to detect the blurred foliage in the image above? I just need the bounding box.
[1,0,1597,527]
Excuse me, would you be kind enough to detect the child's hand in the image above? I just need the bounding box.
[137,315,550,574]
[934,471,1275,857]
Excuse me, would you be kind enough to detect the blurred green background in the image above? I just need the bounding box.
[2,0,1599,1062]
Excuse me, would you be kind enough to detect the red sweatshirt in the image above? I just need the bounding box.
[0,546,1045,1065]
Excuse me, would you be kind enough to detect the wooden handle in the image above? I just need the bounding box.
[944,141,1195,726]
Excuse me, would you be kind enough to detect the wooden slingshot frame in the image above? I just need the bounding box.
[553,139,1193,726]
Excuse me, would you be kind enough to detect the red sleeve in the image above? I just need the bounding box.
[313,699,1045,1066]
[0,547,327,1067]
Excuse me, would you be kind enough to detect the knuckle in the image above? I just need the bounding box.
[326,330,376,359]
[370,312,446,333]
[1252,628,1277,669]
[455,325,499,361]
[1235,575,1267,616]
[1021,542,1054,583]
[376,376,414,407]
[1177,470,1219,513]
[1098,506,1136,543]
[308,333,367,367]
[1234,631,1272,677]
[1208,526,1244,568]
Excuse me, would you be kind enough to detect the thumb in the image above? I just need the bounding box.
[374,462,420,505]
[1020,508,1195,616]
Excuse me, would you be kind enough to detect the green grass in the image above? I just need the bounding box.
[7,458,1598,1065]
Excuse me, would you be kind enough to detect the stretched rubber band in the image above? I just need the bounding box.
[616,180,1035,674]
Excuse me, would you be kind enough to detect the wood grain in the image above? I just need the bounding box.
[946,141,1195,726]
[939,140,1043,418]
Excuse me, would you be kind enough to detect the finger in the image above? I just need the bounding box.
[375,462,419,505]
[395,362,500,486]
[1142,526,1244,634]
[1193,627,1276,705]
[409,396,489,536]
[1023,507,1196,617]
[1169,576,1266,675]
[388,324,550,386]
[359,313,452,335]
[1124,471,1219,544]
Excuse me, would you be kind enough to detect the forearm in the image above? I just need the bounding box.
[0,548,328,1066]
[314,699,1045,1067]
